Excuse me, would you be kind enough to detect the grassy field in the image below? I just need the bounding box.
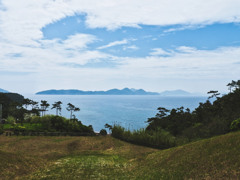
[0,132,240,179]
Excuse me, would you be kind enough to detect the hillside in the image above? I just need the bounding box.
[0,131,239,179]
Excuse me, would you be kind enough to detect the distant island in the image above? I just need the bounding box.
[36,88,159,95]
[36,88,193,96]
[159,89,193,96]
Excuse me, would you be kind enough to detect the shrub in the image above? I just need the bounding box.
[6,116,15,124]
[230,118,240,131]
[111,125,176,149]
[99,129,107,136]
[112,125,125,140]
[28,115,95,134]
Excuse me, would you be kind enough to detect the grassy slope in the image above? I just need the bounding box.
[0,132,239,180]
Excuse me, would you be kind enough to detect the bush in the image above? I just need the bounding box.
[6,116,15,124]
[28,115,95,134]
[230,118,240,131]
[111,125,176,149]
[99,129,107,136]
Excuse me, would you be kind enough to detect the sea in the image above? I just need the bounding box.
[24,95,208,132]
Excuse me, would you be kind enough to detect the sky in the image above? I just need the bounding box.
[0,0,240,94]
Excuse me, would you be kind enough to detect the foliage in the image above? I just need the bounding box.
[230,118,240,131]
[110,79,240,148]
[146,80,240,141]
[0,93,24,119]
[40,100,50,116]
[28,115,94,134]
[51,101,62,116]
[6,116,15,124]
[66,103,80,120]
[111,125,176,149]
[13,124,26,133]
[99,129,107,136]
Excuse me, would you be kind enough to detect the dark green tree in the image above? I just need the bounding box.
[22,98,32,110]
[66,103,80,120]
[207,90,220,99]
[52,101,62,116]
[40,100,50,116]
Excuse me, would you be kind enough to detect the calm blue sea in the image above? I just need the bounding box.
[24,95,207,132]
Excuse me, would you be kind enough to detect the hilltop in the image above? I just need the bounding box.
[0,131,239,179]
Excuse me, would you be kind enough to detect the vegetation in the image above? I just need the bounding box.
[0,131,239,179]
[0,80,240,178]
[110,80,240,149]
[99,129,107,136]
[51,101,62,116]
[66,103,80,120]
[0,93,94,135]
[2,115,94,136]
[0,93,24,120]
[111,125,176,149]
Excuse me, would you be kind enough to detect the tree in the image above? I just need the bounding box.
[30,100,38,110]
[236,80,240,89]
[40,100,50,116]
[227,80,237,93]
[22,98,32,110]
[157,107,170,117]
[66,103,80,120]
[207,90,220,99]
[51,101,62,116]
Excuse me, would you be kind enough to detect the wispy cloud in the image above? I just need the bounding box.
[150,48,171,56]
[123,45,138,51]
[97,39,128,49]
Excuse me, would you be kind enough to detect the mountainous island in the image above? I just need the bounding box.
[36,88,192,96]
[36,88,159,95]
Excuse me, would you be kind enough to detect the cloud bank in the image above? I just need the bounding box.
[0,0,240,93]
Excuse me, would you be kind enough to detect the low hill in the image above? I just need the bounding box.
[36,88,159,95]
[0,131,239,179]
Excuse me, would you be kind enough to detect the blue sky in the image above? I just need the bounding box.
[0,0,240,94]
[43,15,240,55]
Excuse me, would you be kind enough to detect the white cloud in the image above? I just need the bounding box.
[62,34,97,50]
[0,0,240,93]
[75,0,240,29]
[150,48,171,56]
[97,39,128,49]
[0,33,109,73]
[1,0,240,46]
[2,44,239,93]
[176,46,197,53]
[123,45,139,51]
[119,46,240,80]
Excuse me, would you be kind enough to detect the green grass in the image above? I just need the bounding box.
[0,132,239,179]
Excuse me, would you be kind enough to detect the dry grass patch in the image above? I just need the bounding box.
[0,132,239,179]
